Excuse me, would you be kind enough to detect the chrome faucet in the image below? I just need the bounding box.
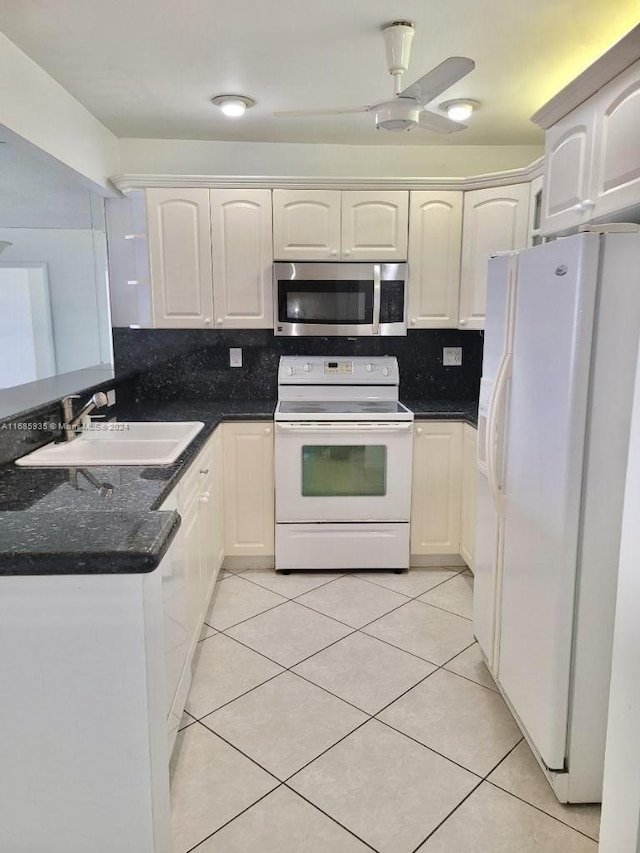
[61,392,109,441]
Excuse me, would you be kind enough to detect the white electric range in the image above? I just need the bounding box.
[274,356,414,571]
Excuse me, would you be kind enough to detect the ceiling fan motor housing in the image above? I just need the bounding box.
[382,21,415,75]
[373,98,421,131]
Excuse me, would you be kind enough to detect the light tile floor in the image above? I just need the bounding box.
[171,565,601,853]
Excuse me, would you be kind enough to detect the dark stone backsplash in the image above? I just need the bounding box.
[113,328,483,403]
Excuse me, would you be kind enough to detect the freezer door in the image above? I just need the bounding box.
[498,233,600,770]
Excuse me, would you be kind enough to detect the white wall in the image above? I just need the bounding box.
[118,138,544,178]
[0,32,119,191]
[0,229,107,375]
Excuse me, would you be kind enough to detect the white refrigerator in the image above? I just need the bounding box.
[474,228,640,803]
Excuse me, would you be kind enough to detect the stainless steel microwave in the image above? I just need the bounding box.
[273,262,408,336]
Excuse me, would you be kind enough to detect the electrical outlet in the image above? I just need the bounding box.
[229,347,243,368]
[443,346,463,367]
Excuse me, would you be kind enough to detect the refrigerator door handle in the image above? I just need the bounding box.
[487,353,511,514]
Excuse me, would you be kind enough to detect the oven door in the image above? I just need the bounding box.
[275,421,413,522]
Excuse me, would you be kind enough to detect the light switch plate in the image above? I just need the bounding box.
[443,347,463,367]
[229,347,242,368]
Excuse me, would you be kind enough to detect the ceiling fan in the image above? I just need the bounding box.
[274,21,475,134]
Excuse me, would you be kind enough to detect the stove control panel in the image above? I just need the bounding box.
[278,356,399,385]
[324,360,353,375]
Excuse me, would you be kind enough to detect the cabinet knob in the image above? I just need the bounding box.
[199,492,210,503]
[416,426,423,434]
[330,249,338,256]
[572,199,595,214]
[410,318,416,326]
[216,318,223,325]
[264,426,272,434]
[459,319,467,326]
[344,249,351,256]
[200,468,209,475]
[204,317,211,325]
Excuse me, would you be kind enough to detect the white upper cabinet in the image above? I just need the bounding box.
[541,99,597,236]
[273,189,408,260]
[528,175,544,246]
[540,58,640,235]
[210,189,273,328]
[591,58,640,221]
[147,188,214,328]
[459,183,530,330]
[272,190,341,260]
[341,191,408,260]
[407,191,462,329]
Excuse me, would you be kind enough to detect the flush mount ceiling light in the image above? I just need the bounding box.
[439,99,480,123]
[211,95,255,117]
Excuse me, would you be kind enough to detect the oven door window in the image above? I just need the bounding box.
[278,281,373,325]
[301,445,387,497]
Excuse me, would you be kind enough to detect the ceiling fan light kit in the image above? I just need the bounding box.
[212,95,255,117]
[439,99,480,122]
[273,21,476,135]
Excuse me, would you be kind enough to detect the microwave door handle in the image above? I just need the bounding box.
[372,264,381,335]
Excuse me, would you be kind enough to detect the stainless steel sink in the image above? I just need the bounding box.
[15,422,205,467]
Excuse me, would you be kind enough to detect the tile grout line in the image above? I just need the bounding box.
[280,783,383,853]
[407,737,525,853]
[483,779,601,843]
[183,783,282,853]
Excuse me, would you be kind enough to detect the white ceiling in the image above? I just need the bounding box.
[0,0,637,146]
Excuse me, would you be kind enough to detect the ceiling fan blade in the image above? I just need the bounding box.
[274,106,370,118]
[418,110,467,134]
[399,57,475,106]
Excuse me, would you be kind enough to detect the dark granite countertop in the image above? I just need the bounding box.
[402,399,478,427]
[0,397,476,576]
[0,399,274,576]
[0,510,181,575]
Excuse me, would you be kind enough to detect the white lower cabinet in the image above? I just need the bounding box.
[223,421,275,560]
[460,422,478,570]
[160,426,224,752]
[411,420,477,567]
[411,421,463,557]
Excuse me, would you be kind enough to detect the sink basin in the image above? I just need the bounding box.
[15,422,205,467]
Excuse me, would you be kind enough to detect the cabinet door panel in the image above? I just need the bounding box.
[460,423,478,570]
[411,422,462,555]
[540,100,596,236]
[408,191,462,328]
[210,189,273,328]
[273,190,341,260]
[342,191,408,260]
[223,422,274,556]
[592,59,640,220]
[459,184,530,330]
[147,188,213,328]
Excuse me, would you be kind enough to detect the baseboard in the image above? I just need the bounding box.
[223,555,275,571]
[410,554,468,568]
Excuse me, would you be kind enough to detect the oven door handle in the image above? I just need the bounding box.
[372,264,381,336]
[275,421,413,433]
